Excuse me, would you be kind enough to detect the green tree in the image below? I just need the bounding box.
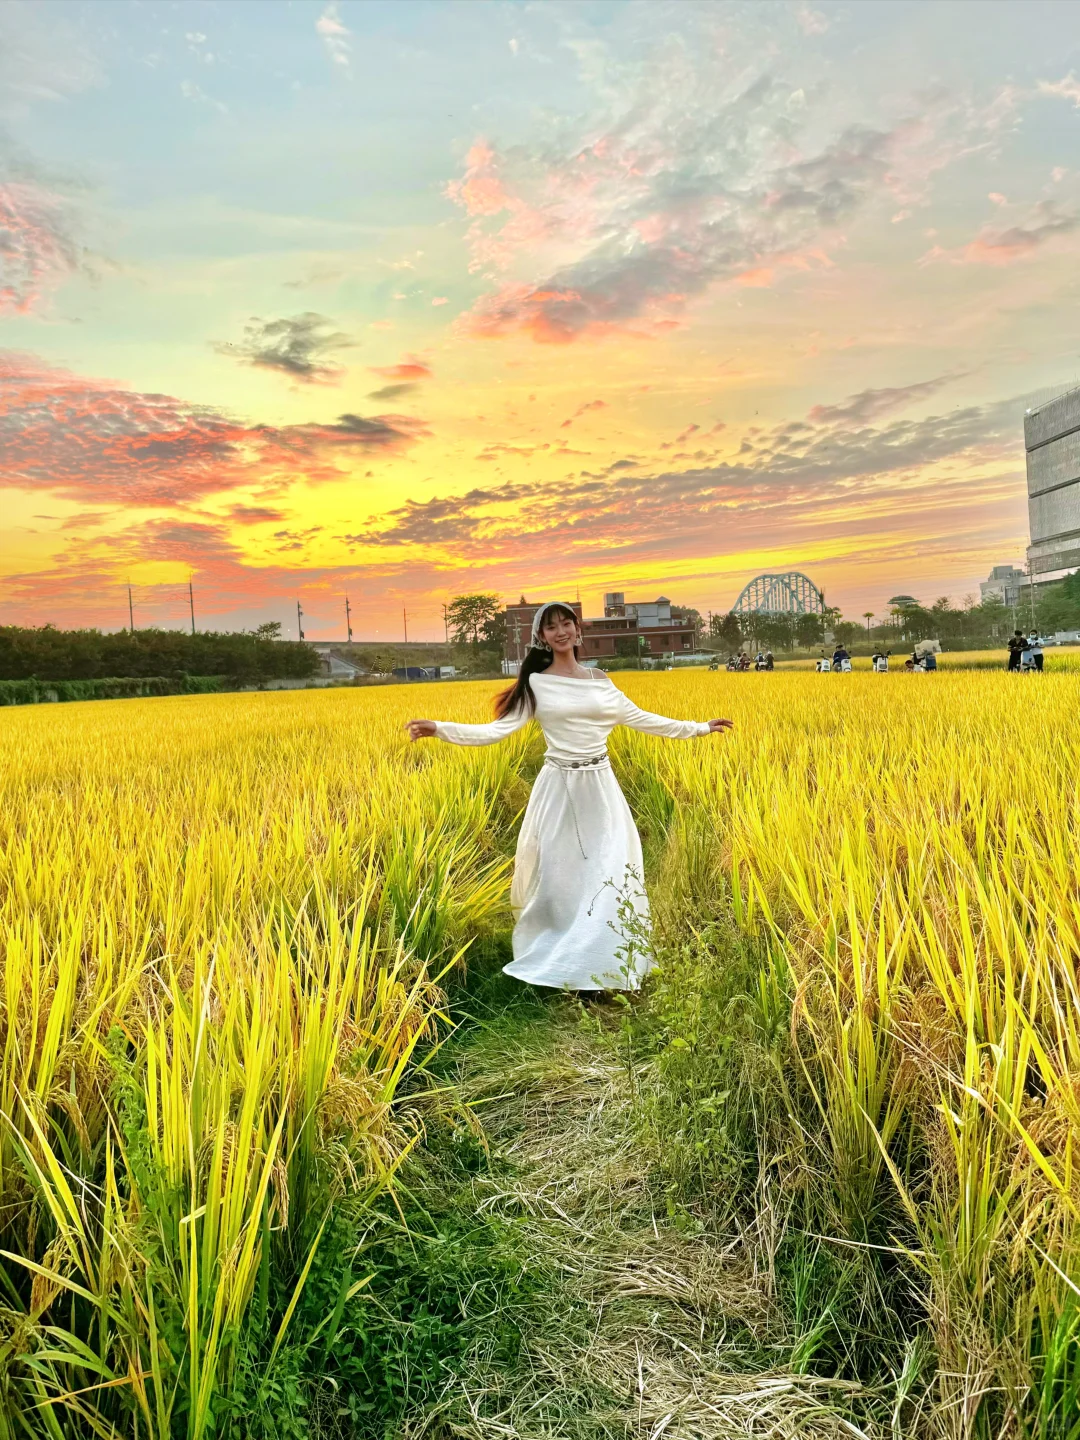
[833,621,863,648]
[676,607,704,643]
[795,612,824,648]
[755,614,794,651]
[712,611,743,648]
[446,594,503,650]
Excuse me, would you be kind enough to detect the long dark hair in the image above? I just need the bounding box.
[495,603,581,717]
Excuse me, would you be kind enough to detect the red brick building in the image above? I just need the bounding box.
[503,593,695,668]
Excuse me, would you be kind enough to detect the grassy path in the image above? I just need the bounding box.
[399,976,868,1440]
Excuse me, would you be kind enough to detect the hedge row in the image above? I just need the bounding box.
[0,627,320,682]
[0,676,229,706]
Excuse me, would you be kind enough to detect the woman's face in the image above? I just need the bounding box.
[541,609,580,653]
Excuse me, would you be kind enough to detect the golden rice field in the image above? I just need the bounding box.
[1,670,1078,1436]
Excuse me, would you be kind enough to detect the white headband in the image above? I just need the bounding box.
[530,600,579,647]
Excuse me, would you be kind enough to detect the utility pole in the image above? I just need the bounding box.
[297,600,305,641]
[189,578,196,635]
[403,606,408,644]
[127,584,134,635]
[1028,565,1037,633]
[345,593,353,644]
[442,602,449,645]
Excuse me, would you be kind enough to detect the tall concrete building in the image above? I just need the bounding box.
[1026,386,1080,579]
[979,565,1027,607]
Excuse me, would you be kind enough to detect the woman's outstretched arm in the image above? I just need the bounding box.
[406,709,530,746]
[617,693,733,740]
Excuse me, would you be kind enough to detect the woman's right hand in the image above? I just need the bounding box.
[405,719,437,741]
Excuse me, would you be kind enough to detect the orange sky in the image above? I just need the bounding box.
[2,0,1079,639]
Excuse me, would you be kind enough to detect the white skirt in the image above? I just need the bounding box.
[505,758,653,990]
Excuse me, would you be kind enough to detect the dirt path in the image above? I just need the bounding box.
[419,992,869,1440]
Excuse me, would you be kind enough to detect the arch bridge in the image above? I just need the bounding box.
[732,572,824,616]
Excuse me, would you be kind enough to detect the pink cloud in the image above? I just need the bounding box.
[560,398,607,428]
[919,205,1078,267]
[0,181,79,314]
[0,352,429,506]
[369,357,432,381]
[445,68,1014,345]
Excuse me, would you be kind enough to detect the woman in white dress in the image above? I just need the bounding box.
[406,601,732,992]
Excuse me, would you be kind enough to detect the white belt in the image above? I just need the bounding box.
[542,753,609,857]
[543,753,610,770]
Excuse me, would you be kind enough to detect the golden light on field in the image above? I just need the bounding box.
[1,671,1078,1430]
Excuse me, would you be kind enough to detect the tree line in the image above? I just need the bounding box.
[711,572,1080,652]
[0,623,320,682]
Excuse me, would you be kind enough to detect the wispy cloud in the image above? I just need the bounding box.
[316,3,351,70]
[367,356,432,401]
[1038,72,1080,109]
[560,399,606,428]
[920,203,1078,266]
[215,312,353,384]
[807,374,964,427]
[369,358,432,382]
[227,504,289,525]
[0,178,80,312]
[179,78,228,115]
[447,45,1019,344]
[344,385,1028,567]
[0,351,428,507]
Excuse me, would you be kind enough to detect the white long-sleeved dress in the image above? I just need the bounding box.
[434,673,710,990]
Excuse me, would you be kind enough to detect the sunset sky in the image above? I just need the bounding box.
[2,0,1079,640]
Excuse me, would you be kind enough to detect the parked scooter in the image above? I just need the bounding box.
[872,649,891,673]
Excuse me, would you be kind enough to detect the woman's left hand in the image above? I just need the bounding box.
[707,718,734,734]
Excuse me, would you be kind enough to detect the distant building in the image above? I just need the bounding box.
[887,594,919,609]
[979,565,1027,608]
[580,593,695,658]
[501,592,694,667]
[1026,386,1080,579]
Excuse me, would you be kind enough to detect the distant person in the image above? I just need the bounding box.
[1007,630,1025,671]
[832,644,851,673]
[764,650,774,671]
[1030,633,1044,672]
